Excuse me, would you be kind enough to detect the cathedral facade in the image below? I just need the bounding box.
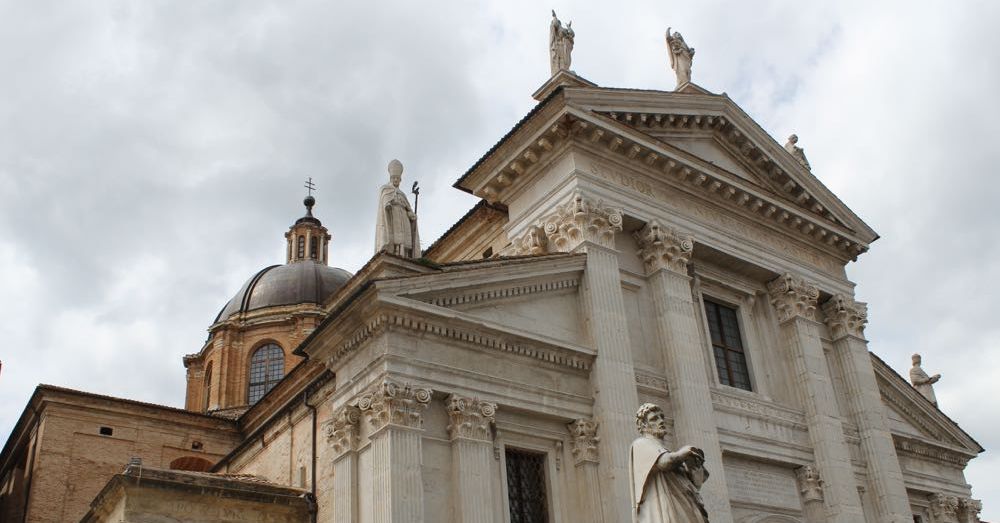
[0,30,985,523]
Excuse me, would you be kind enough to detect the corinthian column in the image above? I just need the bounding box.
[823,294,912,522]
[543,191,637,522]
[359,380,432,523]
[768,274,864,522]
[567,418,603,520]
[328,405,361,523]
[446,395,497,523]
[634,221,733,523]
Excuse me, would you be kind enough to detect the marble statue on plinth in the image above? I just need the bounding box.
[549,10,575,75]
[375,159,420,258]
[784,134,812,170]
[629,403,710,523]
[909,353,941,406]
[665,28,695,89]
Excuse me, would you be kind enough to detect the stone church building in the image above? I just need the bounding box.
[0,28,985,523]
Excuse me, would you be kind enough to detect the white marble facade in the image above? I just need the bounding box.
[234,75,983,522]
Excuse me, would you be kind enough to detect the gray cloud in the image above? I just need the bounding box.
[1,0,997,516]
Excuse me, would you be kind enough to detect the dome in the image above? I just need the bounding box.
[215,260,352,322]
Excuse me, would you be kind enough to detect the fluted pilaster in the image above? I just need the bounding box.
[328,405,361,523]
[795,465,825,523]
[768,273,864,522]
[824,294,912,523]
[446,394,497,523]
[567,418,603,520]
[637,224,733,523]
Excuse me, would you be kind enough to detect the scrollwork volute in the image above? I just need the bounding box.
[358,380,432,432]
[326,405,362,458]
[822,294,868,339]
[930,493,961,523]
[567,418,600,465]
[445,394,497,442]
[794,464,824,503]
[634,220,694,275]
[767,272,820,322]
[542,192,623,252]
[510,225,549,256]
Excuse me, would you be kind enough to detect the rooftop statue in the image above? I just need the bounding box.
[375,159,420,258]
[629,403,710,523]
[665,28,695,89]
[549,10,575,75]
[909,353,941,407]
[784,134,812,170]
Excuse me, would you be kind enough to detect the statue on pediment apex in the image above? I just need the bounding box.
[909,353,941,407]
[666,28,695,89]
[784,134,812,170]
[550,10,575,75]
[629,403,710,523]
[375,159,420,258]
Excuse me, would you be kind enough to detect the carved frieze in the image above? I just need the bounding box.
[767,272,820,322]
[445,394,497,442]
[567,418,600,465]
[930,493,961,523]
[822,294,868,339]
[542,192,623,251]
[634,220,694,275]
[794,464,824,503]
[358,380,432,432]
[326,405,362,458]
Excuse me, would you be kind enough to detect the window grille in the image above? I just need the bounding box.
[704,299,752,391]
[505,448,548,523]
[248,343,284,404]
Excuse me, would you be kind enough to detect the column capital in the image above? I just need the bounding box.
[822,294,868,339]
[959,498,983,523]
[567,418,600,465]
[445,394,496,442]
[542,191,623,252]
[794,464,824,503]
[326,405,362,458]
[634,220,694,275]
[358,379,432,432]
[767,272,820,322]
[930,493,961,523]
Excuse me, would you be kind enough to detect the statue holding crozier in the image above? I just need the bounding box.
[629,403,710,522]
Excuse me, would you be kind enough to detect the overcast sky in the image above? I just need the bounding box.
[1,0,997,516]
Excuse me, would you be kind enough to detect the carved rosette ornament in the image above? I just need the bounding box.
[445,394,497,442]
[634,220,694,275]
[794,464,824,503]
[822,294,868,339]
[358,380,432,432]
[326,405,362,458]
[566,418,600,465]
[542,192,623,252]
[959,498,983,523]
[767,273,820,322]
[930,493,961,523]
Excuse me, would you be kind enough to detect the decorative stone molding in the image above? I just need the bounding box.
[424,279,579,308]
[767,273,820,322]
[710,390,807,429]
[633,220,694,275]
[358,380,432,432]
[822,294,868,339]
[930,493,961,523]
[445,394,496,442]
[326,405,362,457]
[893,435,973,467]
[959,498,983,523]
[542,192,623,251]
[794,464,824,503]
[510,225,549,256]
[635,372,669,394]
[567,418,600,465]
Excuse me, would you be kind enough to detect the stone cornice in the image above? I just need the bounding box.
[358,380,432,432]
[567,418,600,465]
[892,434,974,467]
[634,220,694,275]
[541,191,623,251]
[767,273,820,323]
[710,389,807,429]
[822,294,868,340]
[421,278,579,308]
[445,394,496,442]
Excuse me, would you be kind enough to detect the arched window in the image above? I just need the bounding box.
[170,456,213,472]
[310,237,318,259]
[297,235,306,260]
[203,361,213,411]
[248,343,284,404]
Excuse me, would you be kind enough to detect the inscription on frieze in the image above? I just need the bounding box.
[724,457,801,510]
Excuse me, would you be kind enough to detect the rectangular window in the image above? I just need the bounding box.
[505,448,549,523]
[704,299,752,391]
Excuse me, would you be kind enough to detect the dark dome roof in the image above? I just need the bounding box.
[215,261,352,322]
